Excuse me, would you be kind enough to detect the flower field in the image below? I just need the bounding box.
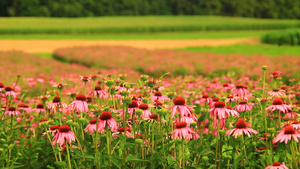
[0,48,300,168]
[53,46,300,78]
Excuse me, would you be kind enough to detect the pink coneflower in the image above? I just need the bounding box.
[43,125,60,136]
[226,106,240,117]
[231,84,248,99]
[47,96,67,110]
[283,112,299,119]
[112,127,133,139]
[209,98,219,108]
[270,71,283,79]
[266,98,292,113]
[209,101,229,119]
[291,120,300,130]
[19,104,32,113]
[234,100,253,112]
[34,104,46,113]
[89,85,108,99]
[265,162,288,169]
[273,125,300,144]
[80,76,91,82]
[4,107,20,116]
[268,89,286,97]
[220,83,233,92]
[193,94,212,105]
[172,122,195,140]
[139,104,152,119]
[225,94,238,104]
[175,114,197,124]
[119,100,139,118]
[225,118,258,138]
[169,97,195,118]
[52,125,76,146]
[53,83,67,89]
[147,114,159,122]
[0,82,4,91]
[84,119,98,134]
[98,111,118,133]
[4,87,18,98]
[69,94,88,113]
[152,91,168,103]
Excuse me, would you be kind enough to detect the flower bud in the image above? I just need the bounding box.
[135,139,144,145]
[140,75,149,82]
[106,80,115,88]
[136,109,143,116]
[262,65,267,70]
[190,122,197,128]
[202,156,209,161]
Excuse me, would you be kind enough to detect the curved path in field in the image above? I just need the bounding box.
[0,38,258,53]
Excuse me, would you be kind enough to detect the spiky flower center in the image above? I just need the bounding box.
[95,85,102,91]
[129,100,139,108]
[239,100,247,105]
[272,162,281,166]
[226,106,233,110]
[273,88,279,92]
[37,104,44,109]
[223,84,229,87]
[212,98,219,102]
[50,125,60,130]
[214,101,225,108]
[292,120,299,124]
[8,107,16,111]
[5,87,12,91]
[202,94,209,98]
[139,104,148,110]
[236,84,244,89]
[100,111,112,120]
[0,83,4,88]
[59,125,71,132]
[174,97,186,105]
[272,98,284,105]
[20,104,29,108]
[227,95,233,98]
[284,125,296,134]
[90,119,97,124]
[52,96,61,103]
[76,94,86,101]
[235,118,247,128]
[154,91,162,97]
[117,127,131,133]
[149,114,158,120]
[176,122,187,129]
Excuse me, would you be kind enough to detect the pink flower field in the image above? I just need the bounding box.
[0,47,300,169]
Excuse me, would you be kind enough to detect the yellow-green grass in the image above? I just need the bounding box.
[1,16,300,34]
[179,44,300,56]
[0,30,267,39]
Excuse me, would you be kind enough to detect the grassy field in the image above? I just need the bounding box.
[1,16,300,34]
[0,30,267,39]
[179,44,300,56]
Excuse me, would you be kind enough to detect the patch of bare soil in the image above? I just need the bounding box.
[0,38,258,53]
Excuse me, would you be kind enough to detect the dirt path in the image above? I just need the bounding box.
[0,38,258,53]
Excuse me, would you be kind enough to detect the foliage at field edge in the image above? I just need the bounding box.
[1,0,300,19]
[261,29,300,46]
[53,46,300,78]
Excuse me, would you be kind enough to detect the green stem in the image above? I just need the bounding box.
[45,127,58,162]
[95,115,100,168]
[106,128,111,169]
[66,141,72,169]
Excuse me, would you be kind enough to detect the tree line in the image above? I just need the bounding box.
[1,0,300,19]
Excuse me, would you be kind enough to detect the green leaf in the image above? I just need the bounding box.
[111,155,123,168]
[125,154,149,162]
